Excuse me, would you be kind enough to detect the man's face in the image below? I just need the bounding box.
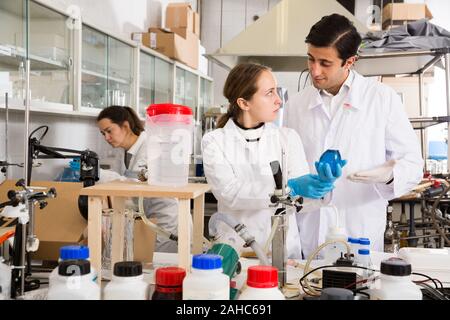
[307,44,353,94]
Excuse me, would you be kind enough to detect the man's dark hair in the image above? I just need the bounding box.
[305,14,362,65]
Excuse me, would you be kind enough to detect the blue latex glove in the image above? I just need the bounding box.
[288,174,335,199]
[315,159,347,183]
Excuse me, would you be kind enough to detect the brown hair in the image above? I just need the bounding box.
[217,63,271,128]
[97,106,144,136]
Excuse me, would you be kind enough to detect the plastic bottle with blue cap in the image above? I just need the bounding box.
[49,245,97,287]
[54,158,81,182]
[182,254,230,300]
[357,249,374,277]
[47,259,100,300]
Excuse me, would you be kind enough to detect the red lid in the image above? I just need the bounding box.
[155,267,186,287]
[433,180,442,188]
[147,104,193,117]
[246,266,278,288]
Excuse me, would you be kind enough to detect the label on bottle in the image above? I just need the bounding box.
[183,288,229,300]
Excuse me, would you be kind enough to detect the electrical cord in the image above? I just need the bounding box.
[412,271,443,290]
[302,239,352,296]
[297,68,309,92]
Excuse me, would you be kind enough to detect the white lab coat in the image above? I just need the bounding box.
[285,71,423,256]
[201,119,310,259]
[99,133,179,253]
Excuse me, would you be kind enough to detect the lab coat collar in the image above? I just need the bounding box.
[308,70,363,111]
[224,118,277,147]
[127,132,146,157]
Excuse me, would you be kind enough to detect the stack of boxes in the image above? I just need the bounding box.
[382,3,433,30]
[133,3,200,70]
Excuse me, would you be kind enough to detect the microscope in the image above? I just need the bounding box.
[269,157,303,288]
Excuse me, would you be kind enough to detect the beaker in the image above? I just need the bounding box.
[101,209,135,278]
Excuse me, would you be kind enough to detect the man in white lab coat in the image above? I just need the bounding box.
[285,14,424,257]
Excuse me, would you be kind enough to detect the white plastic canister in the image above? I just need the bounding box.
[103,261,149,300]
[0,258,11,300]
[238,266,285,300]
[183,254,229,300]
[146,104,193,187]
[370,257,422,300]
[47,260,100,300]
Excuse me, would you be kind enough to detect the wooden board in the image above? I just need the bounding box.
[80,181,211,199]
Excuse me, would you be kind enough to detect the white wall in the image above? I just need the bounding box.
[201,0,281,106]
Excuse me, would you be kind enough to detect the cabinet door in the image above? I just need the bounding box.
[199,78,212,122]
[0,0,28,107]
[175,66,197,116]
[139,51,155,117]
[107,37,134,107]
[28,1,73,107]
[81,25,107,109]
[154,57,172,104]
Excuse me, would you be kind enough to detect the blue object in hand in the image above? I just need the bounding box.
[316,149,347,183]
[288,174,335,199]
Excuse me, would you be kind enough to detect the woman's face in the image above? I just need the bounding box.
[245,70,282,123]
[98,118,129,148]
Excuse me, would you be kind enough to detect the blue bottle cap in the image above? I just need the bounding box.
[358,249,370,255]
[192,254,222,270]
[359,238,370,245]
[348,237,359,244]
[60,245,89,260]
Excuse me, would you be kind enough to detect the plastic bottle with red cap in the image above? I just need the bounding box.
[238,266,285,300]
[152,267,186,300]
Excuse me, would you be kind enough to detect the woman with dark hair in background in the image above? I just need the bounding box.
[97,105,179,253]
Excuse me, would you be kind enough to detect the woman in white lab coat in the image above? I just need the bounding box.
[202,63,335,259]
[97,106,179,252]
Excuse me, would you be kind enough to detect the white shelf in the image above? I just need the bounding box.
[0,97,98,119]
[82,68,130,85]
[0,44,67,70]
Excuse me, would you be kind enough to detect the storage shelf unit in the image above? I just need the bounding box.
[0,0,214,120]
[355,48,450,162]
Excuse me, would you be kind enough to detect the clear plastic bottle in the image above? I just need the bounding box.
[347,237,359,258]
[370,258,422,300]
[357,249,374,278]
[152,267,186,300]
[323,227,348,264]
[47,260,100,300]
[49,245,97,287]
[182,254,229,300]
[104,261,149,300]
[358,238,371,251]
[238,266,285,300]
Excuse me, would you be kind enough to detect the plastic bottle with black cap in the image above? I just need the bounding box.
[369,257,422,300]
[104,261,149,300]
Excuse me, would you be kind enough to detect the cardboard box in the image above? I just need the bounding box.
[0,180,156,263]
[166,3,194,31]
[382,3,433,24]
[193,11,200,37]
[144,28,199,70]
[169,27,189,39]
